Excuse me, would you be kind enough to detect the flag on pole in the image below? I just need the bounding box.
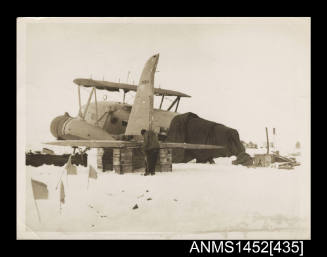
[65,155,77,175]
[31,179,48,200]
[31,179,47,222]
[60,181,65,204]
[88,165,98,179]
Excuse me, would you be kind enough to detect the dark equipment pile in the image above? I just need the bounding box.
[26,151,88,167]
[166,112,252,165]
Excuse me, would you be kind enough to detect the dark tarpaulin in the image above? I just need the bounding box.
[166,112,246,163]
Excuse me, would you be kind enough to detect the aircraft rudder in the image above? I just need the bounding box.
[125,54,160,136]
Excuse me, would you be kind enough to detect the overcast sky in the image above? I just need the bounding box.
[19,18,310,151]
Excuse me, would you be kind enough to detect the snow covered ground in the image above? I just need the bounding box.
[20,148,310,239]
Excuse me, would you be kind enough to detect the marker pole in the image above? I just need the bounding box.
[33,198,41,223]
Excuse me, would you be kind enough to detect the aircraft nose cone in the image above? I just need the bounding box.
[50,113,71,139]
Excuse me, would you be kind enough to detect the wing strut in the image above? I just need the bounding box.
[159,94,165,109]
[82,87,95,120]
[94,87,98,125]
[175,97,181,112]
[77,85,82,117]
[167,96,180,112]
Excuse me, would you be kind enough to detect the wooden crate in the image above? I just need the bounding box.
[113,165,122,174]
[103,163,113,171]
[113,148,133,174]
[253,154,272,167]
[156,148,173,172]
[121,164,133,173]
[132,148,146,170]
[159,163,172,172]
[97,148,113,172]
[97,148,104,170]
[99,147,173,174]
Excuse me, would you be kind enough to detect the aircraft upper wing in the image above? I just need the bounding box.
[44,140,224,150]
[73,78,191,98]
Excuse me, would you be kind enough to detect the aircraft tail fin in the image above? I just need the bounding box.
[125,54,159,136]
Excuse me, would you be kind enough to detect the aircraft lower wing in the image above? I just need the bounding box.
[44,140,224,150]
[159,142,223,150]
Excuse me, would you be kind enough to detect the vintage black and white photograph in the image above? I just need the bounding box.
[17,17,310,239]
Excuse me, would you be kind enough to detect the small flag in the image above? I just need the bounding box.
[31,179,48,200]
[89,165,98,179]
[60,181,65,204]
[65,155,77,175]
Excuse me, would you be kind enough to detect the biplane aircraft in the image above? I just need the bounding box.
[46,54,224,168]
[50,55,189,141]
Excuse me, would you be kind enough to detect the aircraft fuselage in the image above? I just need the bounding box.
[50,101,179,140]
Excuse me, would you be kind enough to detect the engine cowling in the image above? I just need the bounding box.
[50,112,114,140]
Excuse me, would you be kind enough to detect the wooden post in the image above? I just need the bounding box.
[273,127,277,151]
[266,127,270,154]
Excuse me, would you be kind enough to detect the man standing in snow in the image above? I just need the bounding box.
[141,129,160,176]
